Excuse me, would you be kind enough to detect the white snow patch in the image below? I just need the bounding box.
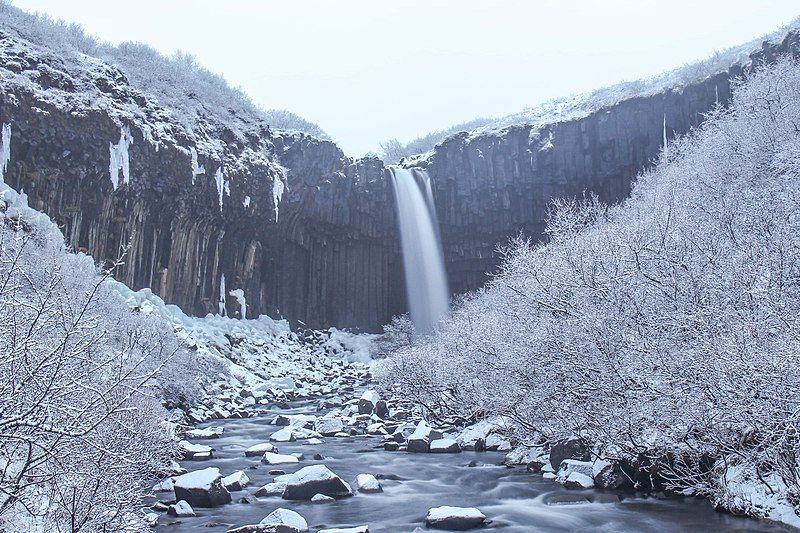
[190,147,205,185]
[272,175,285,222]
[243,195,251,208]
[218,273,226,316]
[228,288,247,319]
[214,167,224,211]
[0,123,11,183]
[108,125,132,189]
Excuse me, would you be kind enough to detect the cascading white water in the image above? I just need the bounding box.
[390,167,449,334]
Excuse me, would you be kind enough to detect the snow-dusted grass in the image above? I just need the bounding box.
[380,57,800,527]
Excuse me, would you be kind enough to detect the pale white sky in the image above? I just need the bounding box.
[10,1,800,155]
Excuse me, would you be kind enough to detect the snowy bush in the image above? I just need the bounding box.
[379,56,800,521]
[0,185,194,531]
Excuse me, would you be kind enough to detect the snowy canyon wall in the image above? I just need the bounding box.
[0,28,797,331]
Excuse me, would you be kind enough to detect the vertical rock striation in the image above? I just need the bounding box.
[0,26,797,331]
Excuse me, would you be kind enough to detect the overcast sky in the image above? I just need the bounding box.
[10,1,800,155]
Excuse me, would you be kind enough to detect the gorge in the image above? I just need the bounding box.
[1,6,797,332]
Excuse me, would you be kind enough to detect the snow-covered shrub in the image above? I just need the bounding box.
[0,186,191,531]
[379,56,800,523]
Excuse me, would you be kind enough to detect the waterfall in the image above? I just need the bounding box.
[390,167,449,334]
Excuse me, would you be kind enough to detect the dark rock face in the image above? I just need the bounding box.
[549,437,591,470]
[1,28,797,331]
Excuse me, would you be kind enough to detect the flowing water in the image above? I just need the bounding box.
[390,168,449,333]
[153,401,788,533]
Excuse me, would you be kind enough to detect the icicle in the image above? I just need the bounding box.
[662,114,668,160]
[272,176,285,222]
[190,147,205,185]
[0,123,11,183]
[228,288,247,319]
[218,273,227,316]
[715,85,720,105]
[214,167,224,211]
[109,126,132,189]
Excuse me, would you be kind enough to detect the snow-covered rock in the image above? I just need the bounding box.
[223,470,251,491]
[179,440,213,460]
[254,481,287,497]
[173,467,231,507]
[358,390,380,415]
[353,474,382,493]
[311,493,335,503]
[245,442,278,457]
[167,500,195,517]
[270,427,297,442]
[556,459,594,483]
[262,452,300,465]
[281,465,352,500]
[563,472,594,489]
[407,421,442,453]
[430,438,461,453]
[259,508,308,532]
[318,527,369,533]
[425,506,486,530]
[315,416,345,436]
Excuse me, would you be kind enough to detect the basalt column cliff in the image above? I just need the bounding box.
[0,28,797,331]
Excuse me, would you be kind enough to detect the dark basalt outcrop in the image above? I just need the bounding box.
[0,27,797,331]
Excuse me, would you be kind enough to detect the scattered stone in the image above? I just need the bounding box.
[315,417,345,436]
[425,506,486,530]
[306,438,323,445]
[179,440,213,460]
[270,427,297,442]
[563,472,595,489]
[546,494,592,506]
[261,508,308,532]
[311,493,335,503]
[430,438,461,454]
[262,452,300,465]
[245,442,278,457]
[173,467,231,507]
[358,390,380,415]
[238,495,258,504]
[223,470,250,491]
[281,464,352,500]
[313,453,325,460]
[270,469,286,475]
[167,500,196,517]
[254,482,287,497]
[353,474,382,493]
[318,527,369,533]
[383,442,399,452]
[151,501,169,512]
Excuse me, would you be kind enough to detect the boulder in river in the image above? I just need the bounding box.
[173,467,231,507]
[167,500,195,517]
[353,474,382,493]
[228,507,309,533]
[262,452,300,465]
[430,438,461,453]
[407,421,442,453]
[592,459,630,490]
[318,527,369,533]
[179,440,213,460]
[245,442,278,456]
[255,481,288,497]
[315,417,345,436]
[223,470,251,491]
[311,493,335,503]
[270,427,297,442]
[425,506,486,530]
[281,464,352,500]
[563,472,595,489]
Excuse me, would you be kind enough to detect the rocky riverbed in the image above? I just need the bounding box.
[146,390,789,532]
